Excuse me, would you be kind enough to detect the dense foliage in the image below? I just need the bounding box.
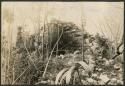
[1,20,124,85]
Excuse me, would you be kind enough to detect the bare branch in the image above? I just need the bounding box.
[112,35,123,59]
[12,67,29,84]
[42,29,64,78]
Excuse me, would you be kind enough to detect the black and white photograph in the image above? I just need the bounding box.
[1,1,124,85]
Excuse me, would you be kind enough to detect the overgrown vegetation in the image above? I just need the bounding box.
[1,19,124,85]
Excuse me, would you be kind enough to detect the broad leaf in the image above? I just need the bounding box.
[55,68,68,84]
[65,66,76,84]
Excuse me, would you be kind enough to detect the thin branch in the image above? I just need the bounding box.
[115,22,121,46]
[117,24,123,45]
[12,67,29,84]
[90,18,106,38]
[81,8,86,61]
[42,29,63,78]
[42,10,48,60]
[56,25,59,57]
[117,38,123,51]
[104,16,115,41]
[23,39,38,71]
[98,22,106,37]
[112,36,123,59]
[100,20,109,38]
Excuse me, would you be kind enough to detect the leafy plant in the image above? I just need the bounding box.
[55,60,94,85]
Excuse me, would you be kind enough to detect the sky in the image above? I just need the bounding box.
[1,2,124,45]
